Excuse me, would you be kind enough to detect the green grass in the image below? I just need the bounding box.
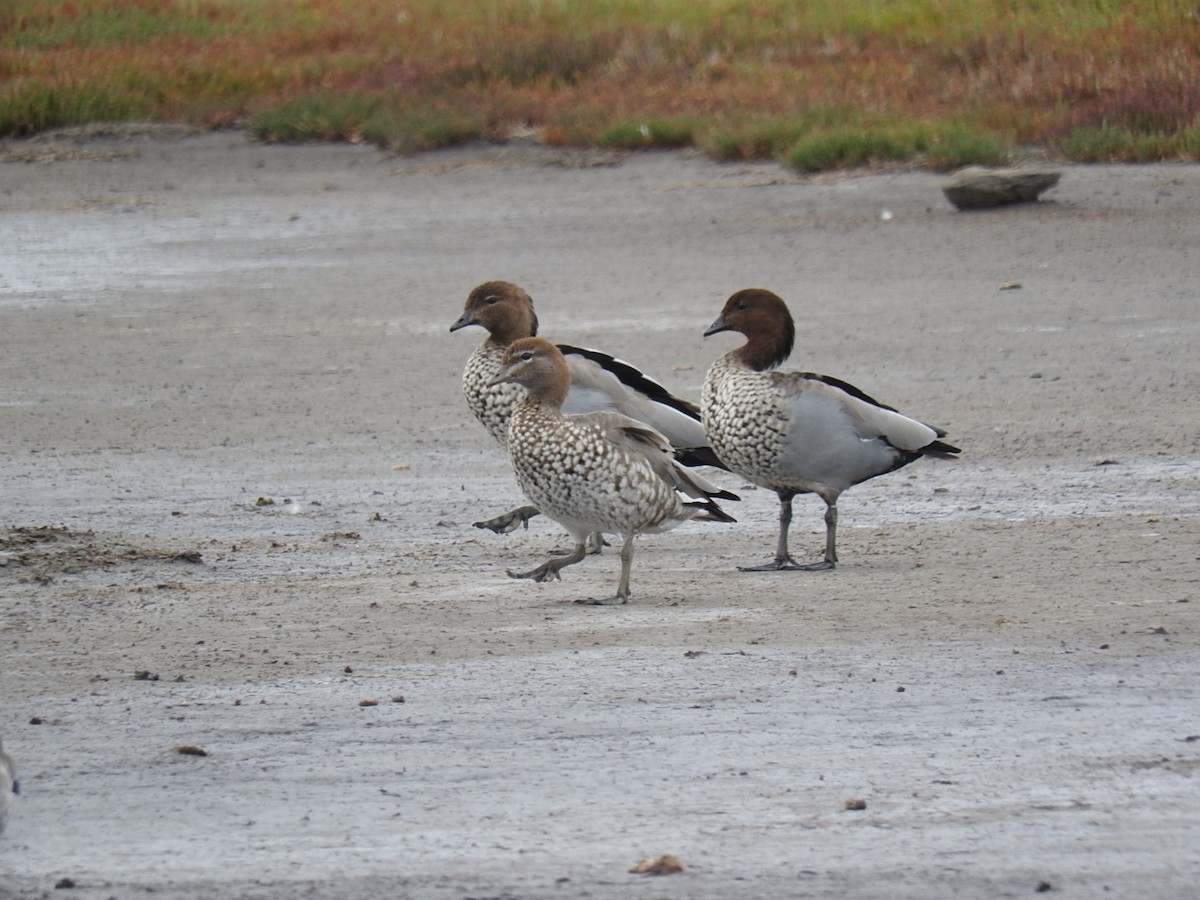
[248,93,383,144]
[597,117,695,150]
[785,128,918,173]
[2,0,1199,170]
[0,81,154,136]
[1057,120,1200,163]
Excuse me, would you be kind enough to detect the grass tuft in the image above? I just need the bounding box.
[921,124,1011,170]
[597,117,694,150]
[382,108,487,154]
[703,121,812,162]
[785,127,918,173]
[0,79,153,136]
[249,93,382,144]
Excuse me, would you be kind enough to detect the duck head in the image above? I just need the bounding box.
[704,288,796,372]
[450,281,540,345]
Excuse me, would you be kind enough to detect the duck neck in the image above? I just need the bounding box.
[734,334,792,372]
[486,304,539,348]
[528,378,569,411]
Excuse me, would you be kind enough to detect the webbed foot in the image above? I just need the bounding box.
[738,557,835,572]
[574,594,628,606]
[473,505,540,534]
[507,561,563,583]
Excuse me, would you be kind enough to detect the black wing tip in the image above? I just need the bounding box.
[558,343,703,421]
[688,499,738,523]
[924,439,962,458]
[805,372,897,412]
[673,446,731,471]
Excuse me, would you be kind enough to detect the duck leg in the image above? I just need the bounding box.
[552,531,606,557]
[817,500,839,570]
[475,508,606,556]
[577,534,633,605]
[739,491,836,572]
[474,504,540,534]
[508,541,588,583]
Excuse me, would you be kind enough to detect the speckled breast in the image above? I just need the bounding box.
[462,343,526,447]
[507,408,679,534]
[701,356,790,487]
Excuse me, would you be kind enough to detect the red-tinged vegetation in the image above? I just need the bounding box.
[1,0,1198,169]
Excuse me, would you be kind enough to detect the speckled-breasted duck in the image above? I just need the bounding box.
[451,280,725,535]
[702,288,960,571]
[488,338,738,605]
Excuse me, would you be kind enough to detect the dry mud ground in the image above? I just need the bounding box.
[0,127,1198,899]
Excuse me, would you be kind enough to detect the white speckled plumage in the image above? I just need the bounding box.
[490,338,737,604]
[451,280,725,536]
[702,288,960,571]
[452,281,717,453]
[460,338,525,446]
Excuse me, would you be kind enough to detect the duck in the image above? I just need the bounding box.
[451,280,725,536]
[0,738,17,835]
[488,337,739,604]
[701,288,960,571]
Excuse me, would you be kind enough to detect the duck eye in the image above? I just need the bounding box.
[520,351,534,361]
[485,295,499,305]
[736,299,748,310]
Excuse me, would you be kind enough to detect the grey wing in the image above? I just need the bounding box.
[773,373,942,451]
[562,351,710,450]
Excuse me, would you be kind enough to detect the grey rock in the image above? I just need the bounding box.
[943,166,1062,210]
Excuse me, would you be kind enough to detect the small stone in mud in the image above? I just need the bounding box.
[629,854,683,875]
[54,877,76,889]
[358,698,379,707]
[391,695,406,703]
[133,671,159,681]
[844,798,868,811]
[174,745,207,757]
[320,530,360,542]
[254,496,275,506]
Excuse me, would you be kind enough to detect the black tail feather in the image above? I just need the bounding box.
[924,439,962,459]
[686,498,738,523]
[673,445,730,470]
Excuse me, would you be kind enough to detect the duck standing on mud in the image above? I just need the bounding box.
[451,280,725,539]
[489,337,738,604]
[701,288,959,571]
